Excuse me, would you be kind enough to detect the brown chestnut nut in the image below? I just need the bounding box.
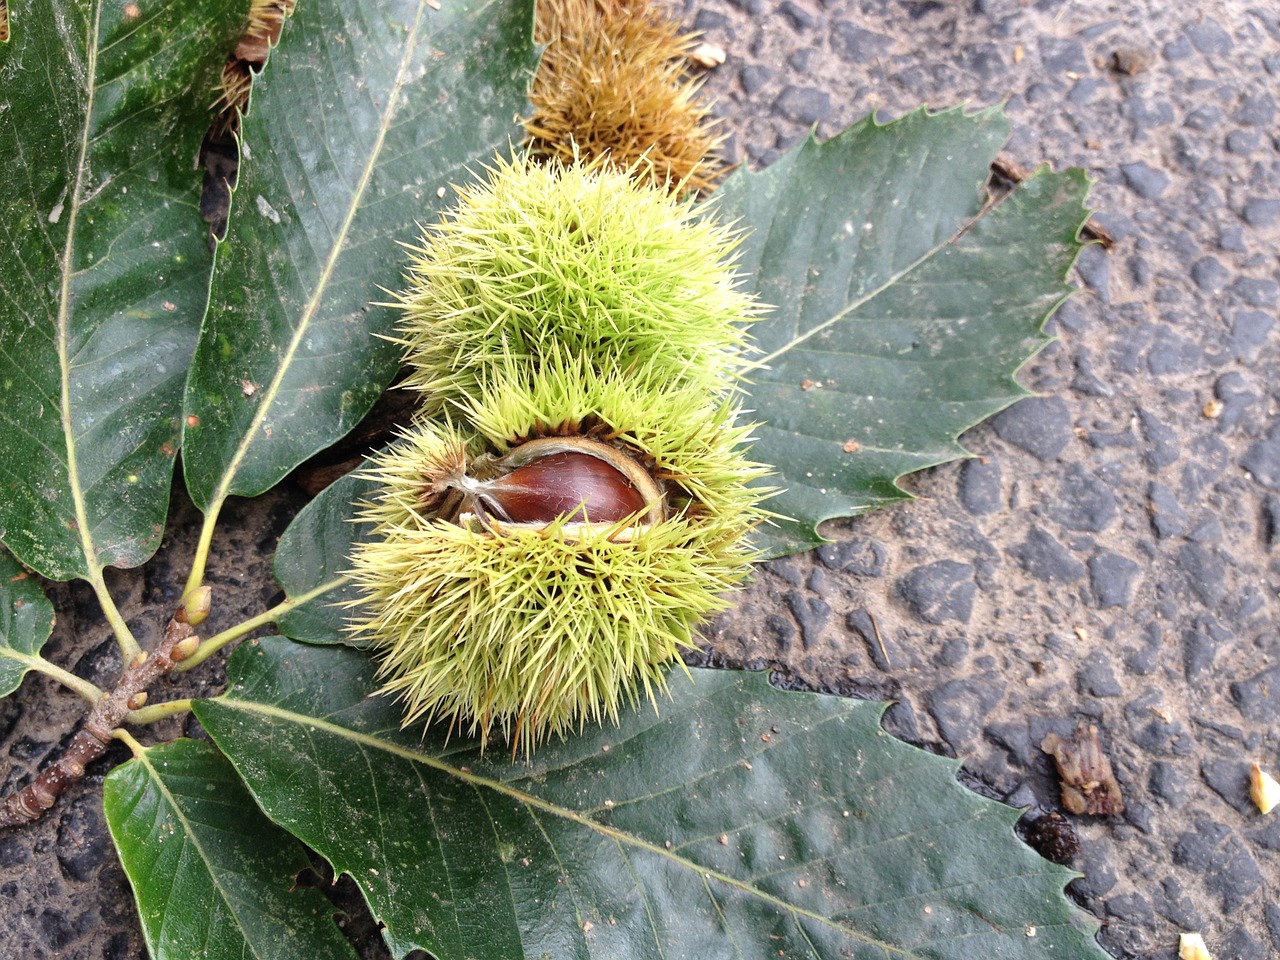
[436,437,665,533]
[478,451,646,523]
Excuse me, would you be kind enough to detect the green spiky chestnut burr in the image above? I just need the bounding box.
[390,154,755,414]
[349,156,770,754]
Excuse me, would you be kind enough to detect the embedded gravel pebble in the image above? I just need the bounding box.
[2,1,1278,959]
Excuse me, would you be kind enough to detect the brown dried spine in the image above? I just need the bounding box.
[525,0,728,196]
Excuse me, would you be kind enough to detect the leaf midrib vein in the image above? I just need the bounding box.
[57,0,104,579]
[202,0,431,511]
[749,183,1014,372]
[133,754,275,959]
[502,687,724,784]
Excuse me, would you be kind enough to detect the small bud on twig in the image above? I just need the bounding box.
[1,596,199,827]
[180,585,213,626]
[170,636,202,662]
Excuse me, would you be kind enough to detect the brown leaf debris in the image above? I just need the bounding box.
[1041,723,1125,816]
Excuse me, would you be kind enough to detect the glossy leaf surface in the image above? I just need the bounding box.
[0,0,247,579]
[715,108,1089,557]
[273,469,376,643]
[181,0,538,512]
[103,738,359,960]
[196,636,1107,960]
[0,548,56,698]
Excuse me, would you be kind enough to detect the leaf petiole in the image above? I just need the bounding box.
[110,727,148,759]
[90,575,143,665]
[181,506,223,603]
[24,656,104,706]
[125,698,194,726]
[173,576,350,673]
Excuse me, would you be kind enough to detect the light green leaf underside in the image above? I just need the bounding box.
[195,637,1107,960]
[0,547,56,697]
[0,0,248,579]
[181,0,539,512]
[103,738,360,960]
[714,108,1090,558]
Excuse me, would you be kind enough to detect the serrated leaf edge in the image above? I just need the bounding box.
[734,107,1011,372]
[212,696,918,955]
[745,146,1092,555]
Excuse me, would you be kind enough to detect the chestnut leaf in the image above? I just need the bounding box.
[713,107,1091,558]
[0,547,56,698]
[0,0,248,580]
[103,738,359,960]
[272,469,377,644]
[194,636,1109,960]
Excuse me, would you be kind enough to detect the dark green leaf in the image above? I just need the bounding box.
[103,737,360,960]
[274,469,376,644]
[715,108,1089,557]
[196,636,1107,960]
[181,0,539,513]
[0,547,56,698]
[0,0,248,579]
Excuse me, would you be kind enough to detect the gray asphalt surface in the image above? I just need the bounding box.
[694,1,1280,957]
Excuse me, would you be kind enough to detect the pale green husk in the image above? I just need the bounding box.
[392,153,758,416]
[350,414,767,751]
[350,156,770,753]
